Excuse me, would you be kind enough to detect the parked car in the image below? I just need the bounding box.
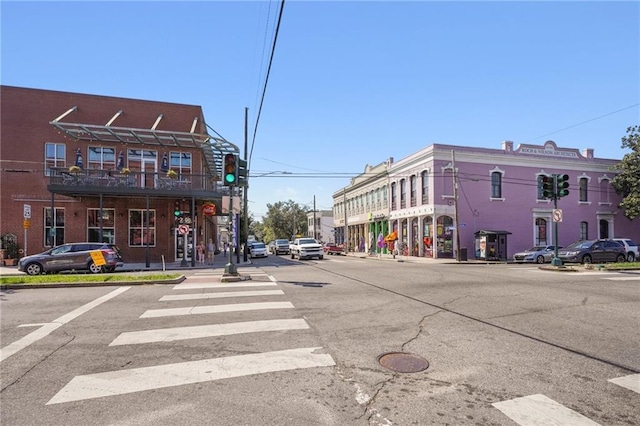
[272,239,290,255]
[512,245,558,264]
[249,242,268,258]
[611,238,639,262]
[557,239,626,264]
[18,242,123,275]
[323,242,345,256]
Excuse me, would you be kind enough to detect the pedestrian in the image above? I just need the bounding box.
[197,241,205,264]
[207,238,216,265]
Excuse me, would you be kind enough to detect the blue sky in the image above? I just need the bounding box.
[2,1,638,219]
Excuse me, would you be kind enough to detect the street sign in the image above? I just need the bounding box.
[23,219,30,229]
[178,224,190,235]
[23,204,31,219]
[552,209,563,223]
[90,250,106,266]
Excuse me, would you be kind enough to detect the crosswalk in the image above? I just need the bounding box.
[512,267,640,281]
[40,271,639,424]
[47,272,336,405]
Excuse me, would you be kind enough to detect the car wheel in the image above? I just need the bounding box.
[536,255,545,264]
[616,254,626,263]
[291,253,295,259]
[582,254,592,264]
[88,261,103,274]
[627,253,636,262]
[25,263,43,275]
[319,255,324,260]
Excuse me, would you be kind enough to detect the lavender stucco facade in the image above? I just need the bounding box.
[333,140,639,261]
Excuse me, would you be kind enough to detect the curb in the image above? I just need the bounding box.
[1,275,186,290]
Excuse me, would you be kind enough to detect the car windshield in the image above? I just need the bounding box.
[527,246,546,251]
[565,241,592,249]
[276,240,289,244]
[252,243,265,248]
[298,239,317,244]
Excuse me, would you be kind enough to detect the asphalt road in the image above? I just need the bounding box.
[1,254,639,425]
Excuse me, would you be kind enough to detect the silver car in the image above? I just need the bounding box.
[513,245,557,264]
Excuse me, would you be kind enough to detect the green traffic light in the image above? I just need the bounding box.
[225,173,236,183]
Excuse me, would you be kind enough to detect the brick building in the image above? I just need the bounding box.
[0,86,239,266]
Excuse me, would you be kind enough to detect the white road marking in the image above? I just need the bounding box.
[140,301,294,318]
[493,394,600,425]
[604,276,640,281]
[159,289,284,301]
[109,318,309,346]
[608,374,640,393]
[173,281,277,290]
[0,287,130,362]
[47,347,335,405]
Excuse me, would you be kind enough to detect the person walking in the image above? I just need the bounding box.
[207,238,216,265]
[196,240,205,264]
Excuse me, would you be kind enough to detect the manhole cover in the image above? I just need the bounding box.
[378,352,429,373]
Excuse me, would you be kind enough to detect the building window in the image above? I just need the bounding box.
[535,218,547,245]
[443,168,453,196]
[44,207,65,246]
[599,178,610,204]
[580,221,588,241]
[45,143,66,176]
[400,179,406,209]
[410,175,416,207]
[599,219,609,239]
[129,209,156,247]
[421,170,429,204]
[579,177,588,202]
[170,151,192,175]
[491,171,502,198]
[88,146,116,170]
[391,182,397,211]
[87,209,116,243]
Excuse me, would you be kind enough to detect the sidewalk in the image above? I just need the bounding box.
[0,252,251,276]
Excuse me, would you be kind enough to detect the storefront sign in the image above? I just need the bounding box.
[202,202,216,216]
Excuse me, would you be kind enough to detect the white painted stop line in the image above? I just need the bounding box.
[159,289,284,301]
[47,347,335,405]
[140,301,294,318]
[109,318,309,346]
[493,394,600,425]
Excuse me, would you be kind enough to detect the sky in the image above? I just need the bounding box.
[2,1,639,220]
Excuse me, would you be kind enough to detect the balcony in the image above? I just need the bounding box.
[48,168,230,198]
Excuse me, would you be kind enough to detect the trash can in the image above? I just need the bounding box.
[459,247,468,261]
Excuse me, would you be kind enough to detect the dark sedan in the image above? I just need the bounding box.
[557,239,626,264]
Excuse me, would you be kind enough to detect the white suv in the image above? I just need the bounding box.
[612,238,639,262]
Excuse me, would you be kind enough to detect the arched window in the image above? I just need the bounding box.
[491,171,502,198]
[579,177,588,202]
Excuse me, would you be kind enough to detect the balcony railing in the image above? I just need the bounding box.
[48,168,228,195]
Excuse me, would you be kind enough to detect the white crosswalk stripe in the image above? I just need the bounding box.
[47,347,335,405]
[159,289,284,301]
[173,281,277,290]
[140,301,294,318]
[608,374,640,393]
[493,394,601,425]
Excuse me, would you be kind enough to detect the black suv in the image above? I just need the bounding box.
[18,242,124,275]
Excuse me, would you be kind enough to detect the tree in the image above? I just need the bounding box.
[261,200,310,242]
[611,125,640,220]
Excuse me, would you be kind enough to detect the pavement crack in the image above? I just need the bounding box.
[402,310,443,352]
[0,330,75,393]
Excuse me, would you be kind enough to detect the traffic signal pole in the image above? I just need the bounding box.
[551,179,562,267]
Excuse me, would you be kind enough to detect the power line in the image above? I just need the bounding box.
[523,103,640,143]
[249,0,286,168]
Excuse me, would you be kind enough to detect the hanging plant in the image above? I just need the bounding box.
[166,170,178,179]
[68,165,81,172]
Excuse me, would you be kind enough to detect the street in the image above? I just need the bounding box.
[1,255,639,425]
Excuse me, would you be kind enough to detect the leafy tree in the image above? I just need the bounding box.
[611,125,640,220]
[261,200,310,242]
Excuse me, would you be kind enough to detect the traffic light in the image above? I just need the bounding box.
[223,153,238,186]
[541,175,554,199]
[556,174,570,198]
[173,201,181,218]
[237,158,248,187]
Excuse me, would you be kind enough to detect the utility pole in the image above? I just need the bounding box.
[452,150,461,262]
[343,187,348,252]
[243,107,249,262]
[313,195,317,240]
